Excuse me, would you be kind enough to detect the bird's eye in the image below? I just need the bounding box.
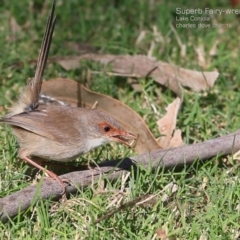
[104,126,111,132]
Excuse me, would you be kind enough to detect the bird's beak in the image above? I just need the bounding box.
[111,131,137,148]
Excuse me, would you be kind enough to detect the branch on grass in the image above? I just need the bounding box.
[1,130,240,223]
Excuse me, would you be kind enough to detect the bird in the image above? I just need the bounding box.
[0,2,136,193]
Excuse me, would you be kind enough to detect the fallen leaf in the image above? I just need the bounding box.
[51,54,219,98]
[64,42,97,54]
[10,16,22,34]
[41,78,161,154]
[7,16,22,42]
[157,98,184,149]
[232,149,240,163]
[127,78,142,92]
[170,129,184,148]
[156,228,168,239]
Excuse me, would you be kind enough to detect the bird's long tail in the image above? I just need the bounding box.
[8,1,56,116]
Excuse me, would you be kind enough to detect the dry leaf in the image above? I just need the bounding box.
[157,98,184,148]
[10,16,22,34]
[51,54,219,97]
[232,150,240,162]
[127,78,142,92]
[170,129,184,147]
[156,228,168,239]
[7,16,22,42]
[64,42,97,54]
[41,78,161,154]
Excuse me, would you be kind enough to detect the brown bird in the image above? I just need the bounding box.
[0,2,136,193]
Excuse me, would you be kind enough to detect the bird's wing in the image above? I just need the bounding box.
[1,106,81,144]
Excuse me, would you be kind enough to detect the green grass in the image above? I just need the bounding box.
[0,0,240,239]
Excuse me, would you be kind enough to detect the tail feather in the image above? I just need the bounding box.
[8,1,56,116]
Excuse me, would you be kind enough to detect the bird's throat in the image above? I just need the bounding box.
[86,137,107,152]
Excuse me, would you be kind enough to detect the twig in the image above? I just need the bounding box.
[94,194,150,224]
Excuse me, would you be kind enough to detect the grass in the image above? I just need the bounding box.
[0,0,240,239]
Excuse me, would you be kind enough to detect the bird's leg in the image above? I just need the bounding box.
[21,155,69,196]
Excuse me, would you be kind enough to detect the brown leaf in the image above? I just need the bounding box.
[156,228,168,239]
[41,78,161,154]
[10,16,22,34]
[7,16,22,42]
[127,78,142,92]
[52,56,81,70]
[51,54,219,97]
[64,42,97,54]
[157,98,184,149]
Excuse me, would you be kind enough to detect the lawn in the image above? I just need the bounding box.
[0,0,239,239]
